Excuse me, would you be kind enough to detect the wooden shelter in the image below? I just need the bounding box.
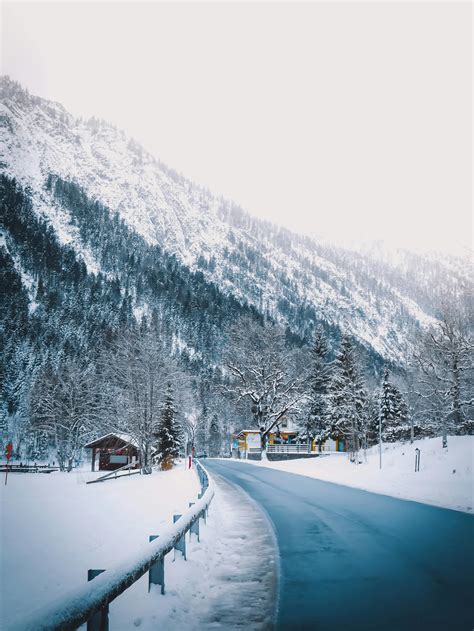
[84,433,139,472]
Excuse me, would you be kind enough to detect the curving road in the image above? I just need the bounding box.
[205,459,474,631]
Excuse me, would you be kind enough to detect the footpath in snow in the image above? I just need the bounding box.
[245,436,473,513]
[1,462,278,630]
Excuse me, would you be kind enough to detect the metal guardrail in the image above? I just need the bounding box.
[8,460,214,631]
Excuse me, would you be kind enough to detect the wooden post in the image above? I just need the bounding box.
[148,536,165,594]
[91,448,96,472]
[87,570,108,631]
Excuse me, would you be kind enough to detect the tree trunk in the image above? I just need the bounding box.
[442,422,448,449]
[141,443,152,474]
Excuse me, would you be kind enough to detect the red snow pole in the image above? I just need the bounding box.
[4,442,13,486]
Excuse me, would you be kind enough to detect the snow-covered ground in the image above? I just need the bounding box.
[111,474,278,630]
[0,462,277,630]
[246,436,473,513]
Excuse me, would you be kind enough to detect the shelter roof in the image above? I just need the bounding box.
[83,432,138,449]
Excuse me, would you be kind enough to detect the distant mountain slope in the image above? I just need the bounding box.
[1,76,470,364]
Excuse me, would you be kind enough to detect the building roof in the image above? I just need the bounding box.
[83,432,138,449]
[234,429,260,438]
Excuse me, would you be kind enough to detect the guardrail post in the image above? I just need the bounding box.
[148,536,165,594]
[198,491,208,520]
[197,491,206,522]
[87,569,108,631]
[173,515,186,560]
[188,503,200,541]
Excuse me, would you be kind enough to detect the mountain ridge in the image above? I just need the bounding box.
[1,75,470,365]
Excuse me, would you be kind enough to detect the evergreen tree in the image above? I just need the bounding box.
[208,414,221,457]
[327,336,367,461]
[156,383,181,470]
[195,406,209,455]
[380,370,398,442]
[0,404,8,442]
[300,327,331,444]
[379,370,409,442]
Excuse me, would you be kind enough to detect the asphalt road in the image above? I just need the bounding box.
[204,459,474,631]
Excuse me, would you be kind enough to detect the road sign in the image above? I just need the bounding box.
[5,442,12,460]
[4,442,13,486]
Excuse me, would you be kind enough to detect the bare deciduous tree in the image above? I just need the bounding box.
[412,309,474,447]
[100,329,182,474]
[30,359,101,471]
[223,317,307,449]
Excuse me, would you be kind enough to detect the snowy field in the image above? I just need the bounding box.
[1,462,277,630]
[246,436,473,513]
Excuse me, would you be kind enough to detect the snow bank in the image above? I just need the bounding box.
[1,462,278,630]
[245,436,473,513]
[1,464,200,627]
[107,474,279,630]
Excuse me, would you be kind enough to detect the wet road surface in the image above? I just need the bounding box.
[205,459,474,631]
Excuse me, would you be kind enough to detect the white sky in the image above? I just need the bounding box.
[2,1,472,255]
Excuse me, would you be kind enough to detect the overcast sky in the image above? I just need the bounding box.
[2,1,472,255]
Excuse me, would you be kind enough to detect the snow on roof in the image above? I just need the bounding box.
[83,432,138,449]
[235,429,260,437]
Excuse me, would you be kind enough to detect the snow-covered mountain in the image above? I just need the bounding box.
[1,76,469,364]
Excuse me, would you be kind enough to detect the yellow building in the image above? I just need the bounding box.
[231,429,346,459]
[232,429,262,460]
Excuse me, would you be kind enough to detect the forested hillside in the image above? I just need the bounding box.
[2,76,470,364]
[1,76,472,470]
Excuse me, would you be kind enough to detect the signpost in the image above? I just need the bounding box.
[4,441,13,486]
[415,448,421,472]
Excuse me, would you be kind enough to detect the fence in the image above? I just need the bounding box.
[86,462,140,484]
[0,464,59,474]
[267,444,313,454]
[8,460,214,631]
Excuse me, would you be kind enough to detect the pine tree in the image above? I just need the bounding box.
[208,414,221,457]
[327,336,367,461]
[304,327,331,443]
[380,370,409,442]
[0,404,8,441]
[380,370,397,442]
[156,383,181,470]
[195,406,209,455]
